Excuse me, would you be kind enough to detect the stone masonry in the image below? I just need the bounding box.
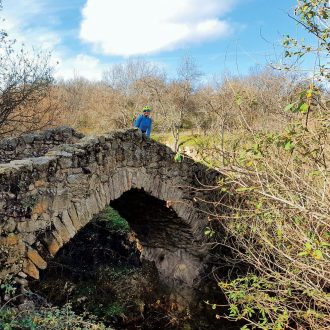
[0,127,221,289]
[0,126,84,163]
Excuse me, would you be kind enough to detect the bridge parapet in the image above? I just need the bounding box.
[0,126,84,164]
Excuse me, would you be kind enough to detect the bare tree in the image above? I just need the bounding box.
[165,55,202,151]
[103,58,165,126]
[0,4,56,137]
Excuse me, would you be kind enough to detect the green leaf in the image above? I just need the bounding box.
[204,227,215,237]
[276,229,283,239]
[299,102,309,113]
[284,141,294,151]
[320,242,330,248]
[229,304,239,317]
[284,50,291,57]
[255,201,263,209]
[305,242,312,251]
[308,170,321,176]
[174,152,182,162]
[240,326,250,330]
[235,94,242,106]
[284,103,296,112]
[312,250,323,260]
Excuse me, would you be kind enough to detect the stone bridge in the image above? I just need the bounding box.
[0,126,220,291]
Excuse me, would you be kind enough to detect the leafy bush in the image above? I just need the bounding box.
[94,206,130,234]
[203,107,330,329]
[0,274,110,329]
[0,304,110,330]
[104,302,125,318]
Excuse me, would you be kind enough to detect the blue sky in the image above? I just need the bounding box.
[1,0,302,81]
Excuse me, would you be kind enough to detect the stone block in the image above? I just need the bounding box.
[67,205,82,231]
[27,248,47,269]
[94,190,105,211]
[32,199,49,215]
[43,233,62,256]
[34,180,46,188]
[73,201,90,226]
[18,271,27,278]
[108,177,115,201]
[22,134,34,144]
[1,217,17,233]
[23,258,39,279]
[120,169,131,192]
[95,185,107,208]
[0,234,19,246]
[52,191,70,212]
[112,173,122,199]
[102,182,111,204]
[89,174,100,191]
[67,173,85,185]
[21,233,37,245]
[17,219,49,233]
[58,157,73,169]
[31,156,55,171]
[52,216,72,243]
[85,194,100,218]
[61,210,77,237]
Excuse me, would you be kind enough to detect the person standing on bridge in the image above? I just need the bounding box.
[134,106,153,139]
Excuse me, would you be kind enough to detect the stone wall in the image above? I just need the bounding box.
[0,128,221,290]
[0,126,84,163]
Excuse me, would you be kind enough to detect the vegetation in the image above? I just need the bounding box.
[200,1,330,329]
[205,110,329,329]
[0,276,110,330]
[0,0,329,329]
[0,0,58,137]
[0,304,109,330]
[94,206,130,234]
[281,0,329,82]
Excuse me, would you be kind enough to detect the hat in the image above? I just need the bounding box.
[143,106,152,112]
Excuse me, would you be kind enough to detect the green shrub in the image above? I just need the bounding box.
[95,206,130,234]
[0,304,110,330]
[104,302,125,318]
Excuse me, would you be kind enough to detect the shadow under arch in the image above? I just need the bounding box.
[110,188,205,289]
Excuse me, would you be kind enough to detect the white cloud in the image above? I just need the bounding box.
[1,1,104,81]
[1,0,61,51]
[54,53,104,81]
[80,0,238,56]
[1,0,239,80]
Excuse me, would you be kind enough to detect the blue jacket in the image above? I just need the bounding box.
[134,115,152,138]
